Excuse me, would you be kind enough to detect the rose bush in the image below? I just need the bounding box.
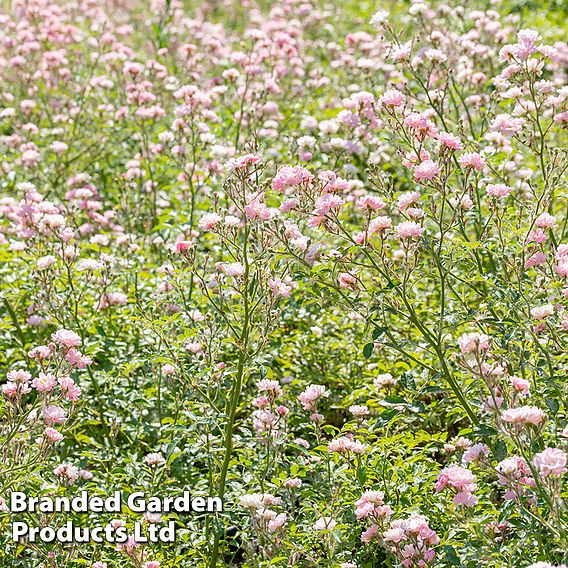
[0,0,566,566]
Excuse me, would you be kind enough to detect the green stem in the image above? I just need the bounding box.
[209,223,251,567]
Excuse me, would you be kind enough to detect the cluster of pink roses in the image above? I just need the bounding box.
[2,328,90,446]
[251,379,289,439]
[355,490,393,534]
[435,465,478,507]
[54,463,92,484]
[496,455,536,501]
[382,514,439,567]
[297,383,329,417]
[238,493,287,534]
[328,435,366,455]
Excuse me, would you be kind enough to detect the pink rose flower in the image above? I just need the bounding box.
[533,448,567,477]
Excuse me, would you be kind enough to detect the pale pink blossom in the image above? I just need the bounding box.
[51,329,82,348]
[186,342,203,354]
[144,452,166,467]
[525,252,546,269]
[533,448,567,477]
[501,405,545,426]
[257,379,283,399]
[37,255,57,269]
[226,154,261,170]
[198,212,222,231]
[314,194,343,216]
[225,262,245,277]
[65,348,92,368]
[458,152,486,171]
[245,197,271,221]
[530,304,554,320]
[43,405,67,425]
[298,384,329,411]
[328,436,366,454]
[2,381,31,398]
[314,517,337,531]
[356,195,386,210]
[54,463,79,482]
[162,364,176,376]
[490,114,524,136]
[510,375,531,395]
[283,478,302,489]
[32,373,58,392]
[528,228,548,244]
[435,465,478,507]
[369,216,392,234]
[380,89,405,107]
[396,221,424,239]
[7,369,31,384]
[267,513,287,532]
[268,277,293,298]
[338,272,358,289]
[44,427,64,443]
[349,405,369,418]
[361,523,380,543]
[436,132,463,151]
[458,332,490,354]
[486,183,513,198]
[535,213,556,228]
[462,443,489,464]
[355,490,392,520]
[404,112,437,139]
[512,29,541,60]
[414,160,440,181]
[397,191,420,211]
[273,165,313,192]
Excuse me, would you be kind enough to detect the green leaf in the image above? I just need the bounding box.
[372,326,387,340]
[384,395,407,404]
[474,425,499,437]
[399,371,416,391]
[363,342,374,359]
[379,409,399,423]
[545,398,559,415]
[444,545,461,566]
[494,440,508,462]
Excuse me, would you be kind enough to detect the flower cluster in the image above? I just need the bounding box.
[435,466,478,507]
[0,0,566,566]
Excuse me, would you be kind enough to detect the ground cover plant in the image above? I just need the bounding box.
[0,0,567,566]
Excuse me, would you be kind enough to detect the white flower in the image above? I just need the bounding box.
[370,10,389,28]
[238,494,263,509]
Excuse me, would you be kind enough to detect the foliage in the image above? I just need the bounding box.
[0,0,566,567]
